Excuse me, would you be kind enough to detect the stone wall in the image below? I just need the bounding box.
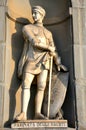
[71,0,86,129]
[1,0,86,129]
[0,0,7,127]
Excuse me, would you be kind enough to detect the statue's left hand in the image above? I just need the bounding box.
[57,64,68,72]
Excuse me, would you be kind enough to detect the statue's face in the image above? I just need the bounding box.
[32,11,43,22]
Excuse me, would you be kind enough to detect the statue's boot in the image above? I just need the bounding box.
[35,89,48,120]
[35,113,48,119]
[15,112,27,121]
[15,88,31,121]
[55,111,63,120]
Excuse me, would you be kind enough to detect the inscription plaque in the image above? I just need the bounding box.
[11,120,67,128]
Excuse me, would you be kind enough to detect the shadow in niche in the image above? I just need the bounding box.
[29,0,75,128]
[4,17,30,128]
[4,0,75,128]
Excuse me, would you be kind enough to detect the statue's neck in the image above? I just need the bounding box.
[34,22,43,27]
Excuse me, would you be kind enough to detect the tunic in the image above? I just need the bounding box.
[19,24,55,75]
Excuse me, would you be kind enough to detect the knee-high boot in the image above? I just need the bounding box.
[15,88,30,120]
[35,90,44,114]
[35,90,47,119]
[21,88,30,119]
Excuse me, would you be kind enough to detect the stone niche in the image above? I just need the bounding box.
[0,0,76,128]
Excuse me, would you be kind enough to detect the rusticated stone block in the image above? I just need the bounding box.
[0,0,6,6]
[0,85,4,128]
[0,7,5,42]
[0,44,5,82]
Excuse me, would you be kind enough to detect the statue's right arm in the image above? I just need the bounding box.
[22,26,55,52]
[33,43,55,52]
[22,26,38,44]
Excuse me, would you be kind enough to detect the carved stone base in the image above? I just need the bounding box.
[11,120,67,129]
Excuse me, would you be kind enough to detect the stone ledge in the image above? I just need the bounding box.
[11,120,67,129]
[0,127,75,130]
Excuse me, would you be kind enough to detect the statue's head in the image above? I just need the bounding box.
[32,6,46,22]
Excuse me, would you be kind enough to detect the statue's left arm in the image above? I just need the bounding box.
[48,33,61,64]
[49,33,67,71]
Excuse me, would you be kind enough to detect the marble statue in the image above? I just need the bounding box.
[16,6,67,121]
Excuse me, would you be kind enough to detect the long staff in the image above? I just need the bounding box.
[47,56,53,118]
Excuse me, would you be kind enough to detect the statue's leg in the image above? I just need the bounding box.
[35,70,48,119]
[16,72,35,120]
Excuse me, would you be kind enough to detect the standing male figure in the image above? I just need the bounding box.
[16,6,67,120]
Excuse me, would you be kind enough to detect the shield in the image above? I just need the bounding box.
[43,71,69,118]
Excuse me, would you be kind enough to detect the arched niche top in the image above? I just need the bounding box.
[6,0,33,23]
[3,0,78,9]
[6,0,70,26]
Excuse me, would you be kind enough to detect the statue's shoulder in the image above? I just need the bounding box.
[22,24,35,31]
[43,27,52,38]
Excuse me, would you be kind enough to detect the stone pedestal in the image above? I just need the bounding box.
[11,120,67,129]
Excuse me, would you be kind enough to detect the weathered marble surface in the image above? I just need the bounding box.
[11,120,67,129]
[1,0,86,130]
